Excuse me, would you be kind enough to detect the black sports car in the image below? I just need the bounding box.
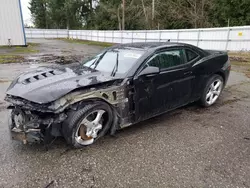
[5,42,230,147]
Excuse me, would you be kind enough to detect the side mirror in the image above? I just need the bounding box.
[138,66,160,77]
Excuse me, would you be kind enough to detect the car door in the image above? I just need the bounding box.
[133,48,195,122]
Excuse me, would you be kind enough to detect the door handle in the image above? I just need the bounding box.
[184,71,192,75]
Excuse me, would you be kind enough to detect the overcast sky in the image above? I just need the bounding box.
[20,0,32,26]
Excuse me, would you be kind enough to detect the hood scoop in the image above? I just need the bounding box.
[20,70,63,85]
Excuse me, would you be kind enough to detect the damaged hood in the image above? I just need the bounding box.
[6,64,119,104]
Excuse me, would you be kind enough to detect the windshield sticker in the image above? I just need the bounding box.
[123,53,142,59]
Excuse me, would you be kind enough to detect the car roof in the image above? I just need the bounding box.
[110,42,191,50]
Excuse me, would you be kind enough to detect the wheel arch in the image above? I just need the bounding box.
[62,97,120,147]
[73,97,114,110]
[199,73,224,107]
[214,71,225,84]
[67,97,120,135]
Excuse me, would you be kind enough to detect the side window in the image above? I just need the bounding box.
[147,49,185,70]
[186,49,199,62]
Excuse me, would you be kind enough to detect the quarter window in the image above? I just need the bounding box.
[147,49,185,69]
[186,49,199,62]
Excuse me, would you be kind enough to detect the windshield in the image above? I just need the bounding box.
[83,49,145,76]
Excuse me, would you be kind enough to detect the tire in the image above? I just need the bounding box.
[62,101,113,148]
[200,74,224,107]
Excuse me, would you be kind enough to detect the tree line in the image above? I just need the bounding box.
[29,0,250,30]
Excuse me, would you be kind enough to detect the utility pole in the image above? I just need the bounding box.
[152,0,155,20]
[122,0,125,30]
[45,1,48,29]
[152,0,155,29]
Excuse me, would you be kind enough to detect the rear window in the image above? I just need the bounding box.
[186,49,199,62]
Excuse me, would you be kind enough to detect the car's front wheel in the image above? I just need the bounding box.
[200,74,224,107]
[62,102,113,148]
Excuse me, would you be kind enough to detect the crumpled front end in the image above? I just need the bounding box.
[5,77,130,145]
[8,106,67,144]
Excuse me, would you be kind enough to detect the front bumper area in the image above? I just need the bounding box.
[9,110,44,144]
[8,107,67,144]
[10,127,42,144]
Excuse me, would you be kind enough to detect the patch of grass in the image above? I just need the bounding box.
[229,52,250,78]
[27,42,40,47]
[61,38,114,47]
[228,52,250,57]
[229,52,250,64]
[231,61,250,66]
[0,43,39,54]
[0,79,11,83]
[12,47,39,53]
[0,46,9,49]
[0,42,40,48]
[0,55,24,64]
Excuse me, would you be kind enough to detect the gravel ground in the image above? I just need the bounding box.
[0,39,250,188]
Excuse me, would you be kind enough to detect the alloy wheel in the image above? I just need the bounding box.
[206,79,223,105]
[75,109,106,145]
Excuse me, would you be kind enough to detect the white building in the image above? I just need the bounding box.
[0,0,26,46]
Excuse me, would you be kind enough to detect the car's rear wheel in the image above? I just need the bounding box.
[200,74,224,107]
[62,102,113,148]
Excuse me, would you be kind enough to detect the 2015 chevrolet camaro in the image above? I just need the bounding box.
[5,42,230,147]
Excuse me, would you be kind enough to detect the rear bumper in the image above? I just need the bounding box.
[223,66,231,87]
[222,58,231,87]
